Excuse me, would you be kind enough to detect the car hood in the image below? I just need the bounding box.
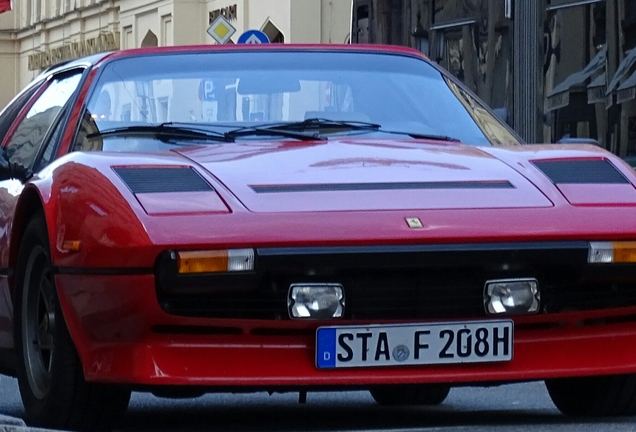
[175,139,553,212]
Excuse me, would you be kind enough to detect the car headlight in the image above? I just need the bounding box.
[484,278,540,315]
[288,283,345,319]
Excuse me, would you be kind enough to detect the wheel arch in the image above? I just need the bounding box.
[9,186,49,294]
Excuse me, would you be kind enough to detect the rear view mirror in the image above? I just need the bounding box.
[0,147,32,183]
[237,75,301,95]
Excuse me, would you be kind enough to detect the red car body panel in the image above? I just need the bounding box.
[175,140,554,212]
[52,271,636,386]
[0,44,636,390]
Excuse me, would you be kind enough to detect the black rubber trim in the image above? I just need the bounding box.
[533,160,629,184]
[257,241,590,256]
[55,267,154,276]
[114,167,213,194]
[250,181,514,193]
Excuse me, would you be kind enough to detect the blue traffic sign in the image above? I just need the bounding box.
[237,30,270,44]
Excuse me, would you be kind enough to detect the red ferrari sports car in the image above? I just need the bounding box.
[1,43,636,430]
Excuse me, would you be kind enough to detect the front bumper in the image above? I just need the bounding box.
[55,273,636,387]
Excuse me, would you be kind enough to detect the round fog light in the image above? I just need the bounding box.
[484,278,540,315]
[288,283,344,319]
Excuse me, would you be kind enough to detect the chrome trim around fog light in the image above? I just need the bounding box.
[484,278,540,316]
[288,283,345,320]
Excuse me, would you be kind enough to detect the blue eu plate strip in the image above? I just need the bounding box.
[316,328,337,369]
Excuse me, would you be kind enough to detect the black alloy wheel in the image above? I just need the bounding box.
[546,375,636,417]
[14,212,131,431]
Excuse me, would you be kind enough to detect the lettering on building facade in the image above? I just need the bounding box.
[28,32,120,71]
[209,5,238,24]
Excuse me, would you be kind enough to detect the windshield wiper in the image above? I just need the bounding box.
[225,118,381,141]
[225,123,327,141]
[226,118,460,143]
[377,130,462,143]
[230,118,381,135]
[87,123,233,143]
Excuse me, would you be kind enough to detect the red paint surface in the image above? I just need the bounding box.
[27,145,636,271]
[55,273,636,385]
[135,191,230,216]
[0,45,635,388]
[0,0,11,15]
[556,184,636,206]
[176,140,553,212]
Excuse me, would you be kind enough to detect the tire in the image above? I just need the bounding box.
[370,384,451,406]
[14,213,131,431]
[545,375,636,417]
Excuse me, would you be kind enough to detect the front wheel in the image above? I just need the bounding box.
[370,384,451,406]
[545,375,636,417]
[14,213,131,431]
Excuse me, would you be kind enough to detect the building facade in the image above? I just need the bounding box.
[0,0,353,107]
[352,0,636,157]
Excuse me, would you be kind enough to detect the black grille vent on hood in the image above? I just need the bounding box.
[114,167,213,194]
[250,181,514,194]
[533,160,629,184]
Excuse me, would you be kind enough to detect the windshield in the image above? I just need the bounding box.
[74,51,520,152]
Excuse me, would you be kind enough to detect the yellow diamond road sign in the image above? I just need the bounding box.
[207,15,236,44]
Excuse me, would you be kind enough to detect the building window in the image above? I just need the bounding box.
[158,98,169,122]
[430,1,513,125]
[353,1,371,43]
[624,0,636,51]
[24,0,31,26]
[162,16,173,46]
[262,20,284,43]
[120,104,131,122]
[433,0,484,25]
[141,30,158,48]
[543,2,606,143]
[123,26,133,49]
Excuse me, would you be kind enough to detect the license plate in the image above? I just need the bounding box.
[316,320,513,369]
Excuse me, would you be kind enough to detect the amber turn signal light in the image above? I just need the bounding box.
[176,249,254,274]
[588,242,636,264]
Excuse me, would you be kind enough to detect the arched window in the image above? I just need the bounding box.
[262,20,284,43]
[141,30,158,47]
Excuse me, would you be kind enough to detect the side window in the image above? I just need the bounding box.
[0,84,43,145]
[5,72,82,168]
[34,111,67,171]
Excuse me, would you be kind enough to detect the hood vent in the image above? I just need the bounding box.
[532,160,628,184]
[114,167,213,194]
[250,181,514,194]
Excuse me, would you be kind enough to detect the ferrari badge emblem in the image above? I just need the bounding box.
[406,218,423,229]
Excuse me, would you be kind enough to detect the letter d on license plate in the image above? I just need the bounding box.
[316,320,513,369]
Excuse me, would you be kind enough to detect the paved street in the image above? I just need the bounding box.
[2,376,636,431]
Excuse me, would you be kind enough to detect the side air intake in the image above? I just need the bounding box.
[532,160,628,184]
[113,167,213,193]
[532,159,636,206]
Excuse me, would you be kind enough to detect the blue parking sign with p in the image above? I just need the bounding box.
[202,80,216,101]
